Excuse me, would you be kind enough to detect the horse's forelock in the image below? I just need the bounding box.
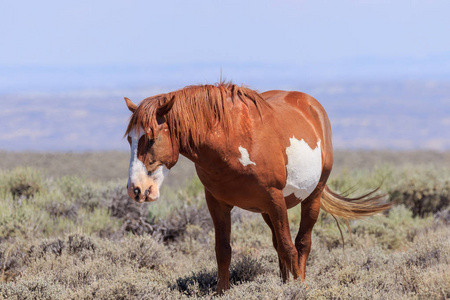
[124,97,161,138]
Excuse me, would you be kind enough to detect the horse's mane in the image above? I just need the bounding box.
[125,82,270,150]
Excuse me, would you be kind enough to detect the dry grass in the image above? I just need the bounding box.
[0,151,194,187]
[0,150,449,299]
[1,149,448,184]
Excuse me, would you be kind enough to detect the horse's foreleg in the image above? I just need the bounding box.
[261,213,289,282]
[205,189,233,294]
[295,192,321,280]
[266,191,301,279]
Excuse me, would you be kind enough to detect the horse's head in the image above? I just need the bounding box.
[124,96,179,203]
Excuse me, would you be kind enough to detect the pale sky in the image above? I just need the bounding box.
[1,0,449,66]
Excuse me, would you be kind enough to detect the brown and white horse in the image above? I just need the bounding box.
[124,83,390,293]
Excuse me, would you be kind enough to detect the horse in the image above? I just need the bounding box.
[123,82,391,293]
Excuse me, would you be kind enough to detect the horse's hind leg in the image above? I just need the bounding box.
[205,189,233,294]
[295,192,321,280]
[261,213,289,282]
[266,191,301,279]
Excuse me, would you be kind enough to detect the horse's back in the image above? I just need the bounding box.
[261,90,327,119]
[261,90,332,145]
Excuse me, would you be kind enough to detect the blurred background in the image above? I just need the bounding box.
[1,0,449,151]
[1,3,450,298]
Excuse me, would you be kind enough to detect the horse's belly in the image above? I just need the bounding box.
[282,137,322,201]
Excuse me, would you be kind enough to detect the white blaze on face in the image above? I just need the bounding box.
[283,137,322,200]
[127,126,169,200]
[238,146,256,167]
[128,126,147,187]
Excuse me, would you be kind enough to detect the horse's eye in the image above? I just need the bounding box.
[146,161,162,174]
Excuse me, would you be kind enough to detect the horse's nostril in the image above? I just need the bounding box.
[133,187,141,197]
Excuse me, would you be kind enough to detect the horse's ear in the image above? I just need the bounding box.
[124,97,137,113]
[156,95,175,117]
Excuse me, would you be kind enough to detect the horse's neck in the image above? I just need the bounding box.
[179,142,221,168]
[178,130,232,175]
[179,148,200,164]
[175,98,257,173]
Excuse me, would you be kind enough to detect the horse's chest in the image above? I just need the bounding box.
[282,138,322,201]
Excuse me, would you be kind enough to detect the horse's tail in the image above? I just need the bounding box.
[320,185,391,220]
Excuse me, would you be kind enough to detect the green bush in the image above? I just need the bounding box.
[0,177,123,241]
[389,175,449,217]
[0,196,38,241]
[328,164,449,218]
[1,168,44,200]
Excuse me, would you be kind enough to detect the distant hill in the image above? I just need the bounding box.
[0,80,449,151]
[1,53,450,94]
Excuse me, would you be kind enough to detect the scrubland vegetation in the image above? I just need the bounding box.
[0,151,449,299]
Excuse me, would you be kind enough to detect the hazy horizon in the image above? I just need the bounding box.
[1,80,448,152]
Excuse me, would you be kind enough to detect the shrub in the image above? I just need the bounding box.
[75,185,103,212]
[0,243,26,283]
[175,269,217,296]
[104,185,155,235]
[56,176,86,201]
[328,165,449,218]
[67,234,96,254]
[434,206,450,224]
[311,205,435,251]
[0,278,66,300]
[124,235,170,270]
[173,254,266,296]
[230,255,266,284]
[108,185,148,220]
[45,202,78,221]
[389,175,449,217]
[0,201,35,241]
[152,204,212,243]
[1,168,44,200]
[30,239,65,258]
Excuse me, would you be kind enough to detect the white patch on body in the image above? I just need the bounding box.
[282,138,322,200]
[238,146,256,167]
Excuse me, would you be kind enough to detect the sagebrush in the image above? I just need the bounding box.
[0,151,449,299]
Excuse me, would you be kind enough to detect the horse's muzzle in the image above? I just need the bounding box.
[128,184,155,203]
[133,187,141,200]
